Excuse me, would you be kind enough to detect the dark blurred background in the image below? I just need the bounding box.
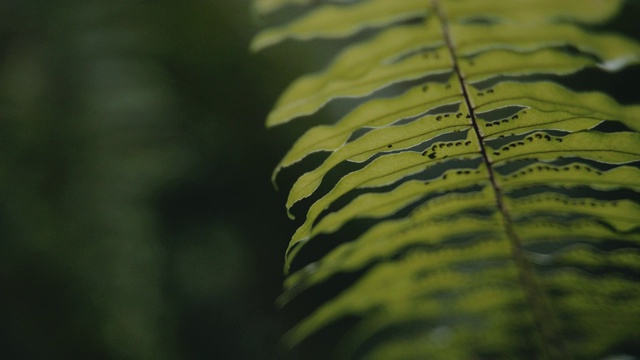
[0,1,311,359]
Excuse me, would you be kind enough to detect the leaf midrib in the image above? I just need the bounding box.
[432,0,570,358]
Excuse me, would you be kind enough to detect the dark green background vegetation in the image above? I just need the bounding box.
[0,1,305,359]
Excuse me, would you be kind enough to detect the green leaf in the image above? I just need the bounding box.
[253,0,310,16]
[256,0,640,358]
[251,0,430,51]
[472,81,640,132]
[454,23,640,69]
[445,0,624,24]
[263,20,444,127]
[272,81,462,182]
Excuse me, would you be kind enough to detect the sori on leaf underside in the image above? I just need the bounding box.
[252,0,640,359]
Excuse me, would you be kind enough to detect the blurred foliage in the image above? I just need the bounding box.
[0,1,303,359]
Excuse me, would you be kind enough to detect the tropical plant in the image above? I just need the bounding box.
[253,0,640,358]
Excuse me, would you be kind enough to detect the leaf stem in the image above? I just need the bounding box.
[431,1,569,358]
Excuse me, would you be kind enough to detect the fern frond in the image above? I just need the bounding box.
[255,0,640,358]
